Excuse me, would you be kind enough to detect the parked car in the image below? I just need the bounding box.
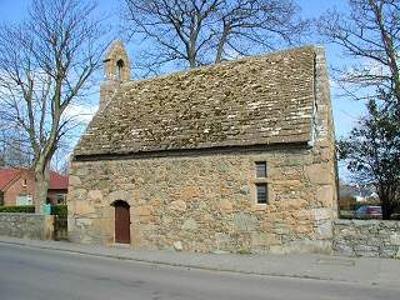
[390,213,400,220]
[355,205,382,219]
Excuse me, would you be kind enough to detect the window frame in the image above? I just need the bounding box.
[253,161,269,206]
[255,161,267,178]
[255,183,268,204]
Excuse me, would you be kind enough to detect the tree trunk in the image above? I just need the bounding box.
[215,21,230,64]
[34,166,49,213]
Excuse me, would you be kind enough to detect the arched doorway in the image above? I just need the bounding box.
[112,200,130,244]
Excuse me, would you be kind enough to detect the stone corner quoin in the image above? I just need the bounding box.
[67,43,338,255]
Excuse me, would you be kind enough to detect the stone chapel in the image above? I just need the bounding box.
[68,41,338,254]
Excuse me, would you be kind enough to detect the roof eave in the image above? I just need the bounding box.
[73,140,311,162]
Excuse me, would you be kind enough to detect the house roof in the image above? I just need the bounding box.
[0,168,68,191]
[74,46,319,157]
[0,169,20,191]
[49,171,69,190]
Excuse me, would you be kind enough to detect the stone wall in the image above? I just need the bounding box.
[0,213,54,240]
[333,219,400,258]
[68,144,337,254]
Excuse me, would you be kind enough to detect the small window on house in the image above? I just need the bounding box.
[255,161,267,178]
[22,179,27,187]
[57,194,65,204]
[256,184,268,204]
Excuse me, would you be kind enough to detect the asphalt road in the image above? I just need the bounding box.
[0,244,398,300]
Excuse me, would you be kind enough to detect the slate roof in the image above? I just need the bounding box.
[75,46,319,157]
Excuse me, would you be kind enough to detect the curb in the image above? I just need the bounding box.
[0,239,339,282]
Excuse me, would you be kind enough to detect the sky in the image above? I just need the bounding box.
[0,0,364,141]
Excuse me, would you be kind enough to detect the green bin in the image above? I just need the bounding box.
[42,204,51,215]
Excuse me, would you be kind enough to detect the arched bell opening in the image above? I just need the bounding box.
[116,59,125,81]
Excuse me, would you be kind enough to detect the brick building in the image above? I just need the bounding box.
[68,42,338,254]
[0,168,68,206]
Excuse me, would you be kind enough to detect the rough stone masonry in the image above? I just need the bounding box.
[334,219,400,258]
[0,213,54,240]
[68,42,338,254]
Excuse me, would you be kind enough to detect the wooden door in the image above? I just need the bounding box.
[115,202,130,244]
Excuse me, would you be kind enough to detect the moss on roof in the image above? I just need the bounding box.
[75,46,320,157]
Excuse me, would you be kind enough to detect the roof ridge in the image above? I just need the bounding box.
[120,45,321,88]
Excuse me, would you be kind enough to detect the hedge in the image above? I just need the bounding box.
[0,205,35,213]
[0,204,67,216]
[51,205,68,218]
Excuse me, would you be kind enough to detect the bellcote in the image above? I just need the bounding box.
[99,40,131,111]
[103,40,131,82]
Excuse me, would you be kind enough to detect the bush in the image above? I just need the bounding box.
[0,205,68,216]
[339,210,355,219]
[0,205,35,213]
[51,205,68,218]
[339,196,357,211]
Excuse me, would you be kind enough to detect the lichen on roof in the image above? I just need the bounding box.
[75,46,319,157]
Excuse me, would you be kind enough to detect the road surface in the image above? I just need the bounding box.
[0,243,398,300]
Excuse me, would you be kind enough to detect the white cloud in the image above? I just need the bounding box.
[64,103,98,125]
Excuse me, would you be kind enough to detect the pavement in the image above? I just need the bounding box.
[1,236,400,288]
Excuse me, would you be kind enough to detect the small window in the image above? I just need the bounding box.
[57,194,66,204]
[255,162,267,178]
[256,184,268,204]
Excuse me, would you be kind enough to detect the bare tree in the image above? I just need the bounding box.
[122,0,308,75]
[0,132,33,168]
[0,0,109,212]
[318,0,400,106]
[51,142,72,176]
